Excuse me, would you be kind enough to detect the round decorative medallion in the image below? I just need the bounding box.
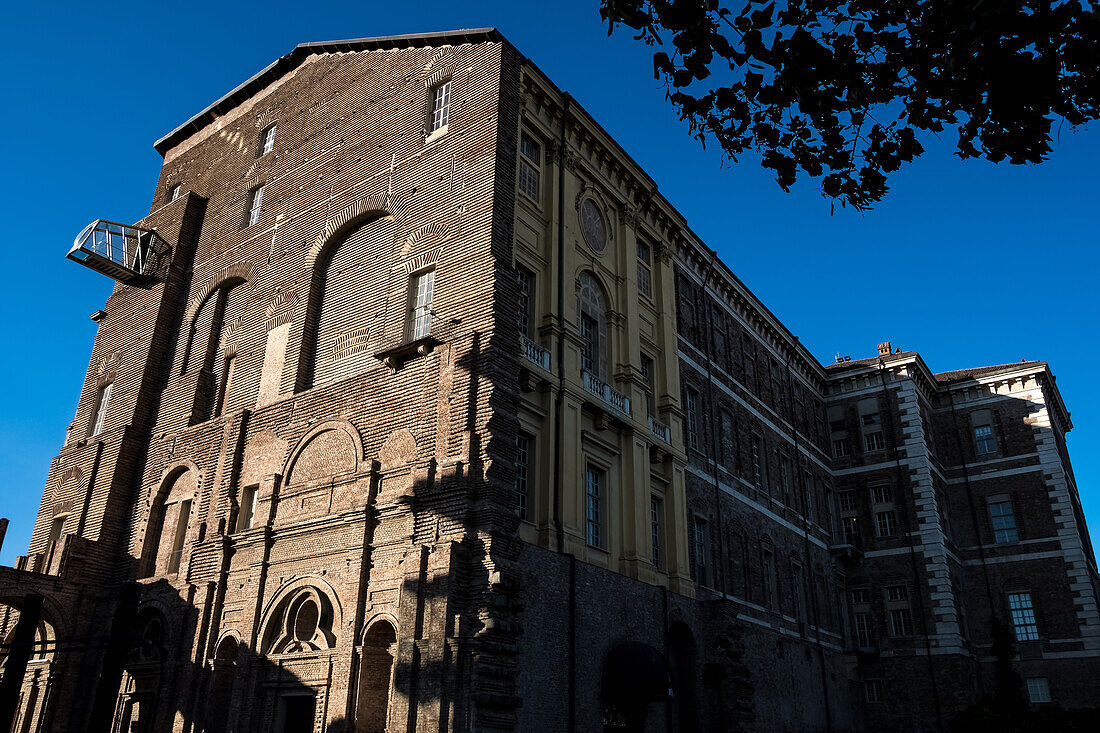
[580,199,607,252]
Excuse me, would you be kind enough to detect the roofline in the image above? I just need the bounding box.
[153,28,505,156]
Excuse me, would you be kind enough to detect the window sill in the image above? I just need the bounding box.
[375,335,441,371]
[425,126,448,145]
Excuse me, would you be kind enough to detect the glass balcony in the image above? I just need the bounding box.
[68,219,166,283]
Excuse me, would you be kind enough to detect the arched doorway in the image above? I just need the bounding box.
[669,622,699,733]
[355,620,397,733]
[207,636,238,733]
[601,641,673,733]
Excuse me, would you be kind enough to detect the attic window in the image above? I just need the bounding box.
[429,81,451,134]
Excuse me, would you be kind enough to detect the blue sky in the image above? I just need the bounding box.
[1,0,1097,566]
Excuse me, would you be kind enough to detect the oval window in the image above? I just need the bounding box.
[580,199,607,252]
[293,598,320,642]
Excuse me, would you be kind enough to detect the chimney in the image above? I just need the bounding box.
[877,342,892,357]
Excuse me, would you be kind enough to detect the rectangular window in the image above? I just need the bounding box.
[803,471,816,522]
[864,680,884,704]
[89,382,113,437]
[586,466,604,548]
[842,517,860,545]
[515,434,531,521]
[989,499,1019,543]
[1026,677,1051,704]
[259,123,276,156]
[875,510,898,538]
[684,387,701,451]
[779,455,792,505]
[886,585,908,602]
[692,516,709,586]
[236,485,258,531]
[1008,592,1039,641]
[430,80,451,132]
[974,425,996,454]
[852,588,870,605]
[832,438,849,458]
[167,183,181,202]
[636,239,653,298]
[864,431,885,452]
[651,496,664,568]
[838,490,857,513]
[166,499,191,575]
[751,435,764,489]
[640,354,656,418]
[742,335,756,382]
[580,313,598,373]
[518,134,540,199]
[791,562,805,622]
[516,267,534,338]
[247,184,264,227]
[855,612,875,648]
[49,515,66,545]
[408,269,435,340]
[762,546,776,608]
[889,607,914,637]
[871,486,892,505]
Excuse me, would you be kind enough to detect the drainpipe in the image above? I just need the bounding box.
[782,341,833,732]
[876,360,945,733]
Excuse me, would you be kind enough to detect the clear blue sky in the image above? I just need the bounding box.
[1,1,1097,566]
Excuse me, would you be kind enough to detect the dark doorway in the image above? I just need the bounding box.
[278,694,316,733]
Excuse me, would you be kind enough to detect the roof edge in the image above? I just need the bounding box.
[153,28,504,156]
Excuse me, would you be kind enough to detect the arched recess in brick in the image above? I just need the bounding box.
[283,419,363,487]
[206,634,240,733]
[354,617,398,733]
[295,193,410,392]
[182,267,255,422]
[258,579,343,655]
[138,463,199,578]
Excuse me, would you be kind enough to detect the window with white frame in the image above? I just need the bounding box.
[1026,677,1051,704]
[585,466,605,548]
[515,433,531,521]
[751,434,765,489]
[832,438,850,457]
[89,382,113,437]
[989,498,1019,543]
[259,123,276,156]
[640,354,656,418]
[518,134,540,199]
[636,239,653,298]
[516,267,534,338]
[886,585,914,636]
[167,183,182,202]
[864,680,884,703]
[651,495,664,568]
[684,387,701,451]
[859,398,884,452]
[855,612,875,647]
[408,269,435,340]
[1008,592,1039,641]
[429,80,451,133]
[875,510,899,538]
[972,409,998,455]
[246,184,264,227]
[839,490,857,513]
[871,485,892,505]
[692,516,709,586]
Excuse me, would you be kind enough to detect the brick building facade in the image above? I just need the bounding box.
[0,28,1096,733]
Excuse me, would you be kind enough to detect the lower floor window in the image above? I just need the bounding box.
[586,467,604,548]
[1026,677,1051,704]
[864,679,884,703]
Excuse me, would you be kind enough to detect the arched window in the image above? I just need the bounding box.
[186,281,248,421]
[261,587,337,655]
[303,216,399,388]
[356,621,397,733]
[577,271,610,380]
[140,469,197,578]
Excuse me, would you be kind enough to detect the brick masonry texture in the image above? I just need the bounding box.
[0,28,1097,733]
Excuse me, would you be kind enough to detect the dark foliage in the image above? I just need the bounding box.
[600,1,1100,209]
